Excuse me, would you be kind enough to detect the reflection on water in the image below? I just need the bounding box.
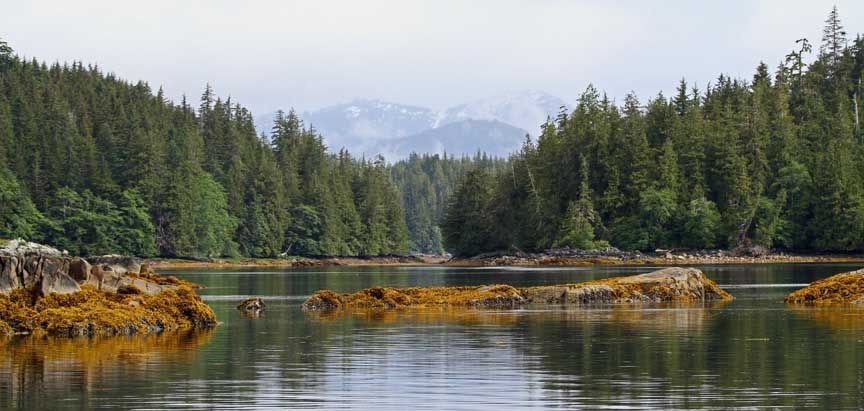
[0,330,213,409]
[1,263,864,409]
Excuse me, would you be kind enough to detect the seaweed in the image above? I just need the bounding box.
[0,283,217,338]
[785,270,864,304]
[302,268,733,312]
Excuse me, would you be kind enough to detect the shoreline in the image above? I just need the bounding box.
[147,255,450,269]
[444,254,864,267]
[146,253,864,269]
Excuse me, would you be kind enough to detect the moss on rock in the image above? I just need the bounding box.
[0,281,216,338]
[302,267,732,312]
[785,269,864,304]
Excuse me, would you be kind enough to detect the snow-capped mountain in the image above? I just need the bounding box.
[255,99,436,154]
[379,119,527,159]
[435,90,566,135]
[254,90,565,159]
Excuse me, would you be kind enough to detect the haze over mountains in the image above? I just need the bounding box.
[254,90,566,159]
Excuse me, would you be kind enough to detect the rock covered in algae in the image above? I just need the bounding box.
[301,267,732,311]
[0,240,216,337]
[237,296,266,318]
[0,284,217,337]
[785,269,864,304]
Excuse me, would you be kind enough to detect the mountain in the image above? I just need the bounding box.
[255,99,436,154]
[254,90,565,159]
[380,120,527,159]
[435,90,566,135]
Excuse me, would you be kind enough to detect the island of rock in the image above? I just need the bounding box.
[785,268,864,304]
[302,267,733,311]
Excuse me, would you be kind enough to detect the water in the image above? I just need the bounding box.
[3,263,864,409]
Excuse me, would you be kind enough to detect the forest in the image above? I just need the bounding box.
[0,35,462,258]
[442,8,864,256]
[2,8,863,259]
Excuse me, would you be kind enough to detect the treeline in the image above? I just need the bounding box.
[0,39,407,258]
[390,152,508,254]
[443,8,864,256]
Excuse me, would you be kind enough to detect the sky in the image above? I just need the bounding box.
[2,1,863,115]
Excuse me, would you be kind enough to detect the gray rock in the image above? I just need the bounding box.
[68,257,92,282]
[0,256,19,293]
[88,255,141,276]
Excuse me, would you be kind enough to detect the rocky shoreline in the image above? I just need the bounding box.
[0,240,216,338]
[301,267,733,312]
[143,247,864,270]
[147,255,448,270]
[445,247,864,267]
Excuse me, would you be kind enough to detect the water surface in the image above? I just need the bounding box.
[2,263,864,409]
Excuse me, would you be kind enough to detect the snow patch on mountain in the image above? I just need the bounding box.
[254,90,566,159]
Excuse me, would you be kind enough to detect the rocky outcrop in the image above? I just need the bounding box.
[522,267,732,304]
[0,240,172,297]
[301,267,732,311]
[237,297,266,318]
[785,269,864,304]
[0,240,80,296]
[88,255,141,275]
[0,240,217,337]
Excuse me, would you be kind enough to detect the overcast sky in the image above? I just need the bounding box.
[3,1,863,114]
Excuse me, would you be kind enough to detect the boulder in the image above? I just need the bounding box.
[237,297,266,317]
[785,269,864,304]
[40,270,81,295]
[0,256,19,293]
[88,255,141,276]
[68,257,92,282]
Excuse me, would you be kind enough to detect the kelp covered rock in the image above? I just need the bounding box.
[237,297,266,318]
[522,267,732,304]
[0,240,217,337]
[785,269,864,304]
[0,284,216,337]
[302,267,732,312]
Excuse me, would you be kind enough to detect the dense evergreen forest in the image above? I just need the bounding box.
[390,152,508,254]
[0,37,422,258]
[443,8,864,256]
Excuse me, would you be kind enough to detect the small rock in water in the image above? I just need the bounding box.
[237,297,266,317]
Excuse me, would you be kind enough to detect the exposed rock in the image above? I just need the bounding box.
[0,239,63,257]
[522,267,732,304]
[0,256,19,293]
[88,255,141,276]
[302,267,732,312]
[785,269,864,304]
[68,257,92,282]
[0,240,216,338]
[237,297,266,318]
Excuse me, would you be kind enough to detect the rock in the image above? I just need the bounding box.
[88,255,141,276]
[68,257,92,282]
[0,239,62,257]
[237,297,266,317]
[302,267,732,311]
[785,269,864,304]
[125,277,166,295]
[39,257,79,296]
[0,256,19,293]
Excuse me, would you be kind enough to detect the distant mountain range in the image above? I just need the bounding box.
[254,90,567,159]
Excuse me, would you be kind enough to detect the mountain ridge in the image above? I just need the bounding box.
[254,90,565,159]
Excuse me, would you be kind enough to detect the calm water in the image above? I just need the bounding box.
[3,263,864,409]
